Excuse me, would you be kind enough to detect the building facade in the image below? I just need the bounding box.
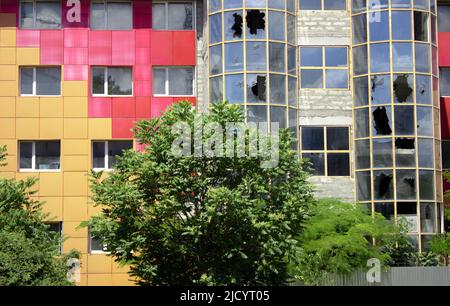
[0,0,448,285]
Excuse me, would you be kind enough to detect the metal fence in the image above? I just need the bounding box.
[293,267,450,286]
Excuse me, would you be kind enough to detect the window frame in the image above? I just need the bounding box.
[46,221,63,254]
[152,1,196,31]
[299,0,347,11]
[19,0,62,29]
[152,66,196,97]
[18,140,61,172]
[91,67,134,97]
[300,126,351,177]
[299,46,350,90]
[89,229,110,254]
[90,0,133,30]
[19,67,62,97]
[91,140,134,171]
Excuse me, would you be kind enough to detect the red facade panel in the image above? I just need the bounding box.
[88,30,112,65]
[112,31,136,65]
[439,33,450,67]
[112,97,136,118]
[40,30,64,64]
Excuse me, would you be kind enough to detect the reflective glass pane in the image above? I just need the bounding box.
[371,75,391,105]
[324,0,346,10]
[420,203,436,233]
[168,68,194,96]
[395,106,415,135]
[301,69,323,88]
[301,127,324,150]
[225,0,242,9]
[352,14,367,44]
[396,170,417,200]
[300,47,322,67]
[355,108,369,138]
[373,138,393,168]
[417,106,433,137]
[107,2,132,30]
[327,127,349,150]
[209,13,222,44]
[355,139,370,169]
[91,2,106,29]
[392,0,412,9]
[152,3,165,30]
[225,42,244,72]
[225,74,244,103]
[246,42,266,71]
[392,11,412,40]
[356,171,371,201]
[369,11,389,42]
[92,142,106,169]
[395,137,416,167]
[210,76,223,103]
[270,107,286,129]
[353,45,368,76]
[303,153,325,176]
[20,68,33,95]
[327,153,350,176]
[354,76,369,107]
[168,3,193,30]
[108,67,132,95]
[414,11,429,42]
[210,45,223,75]
[35,141,60,170]
[370,43,390,73]
[36,1,61,29]
[247,105,267,124]
[20,2,34,28]
[19,142,33,169]
[269,43,285,72]
[269,11,285,41]
[269,74,286,104]
[288,77,296,106]
[225,11,243,41]
[419,170,434,200]
[326,70,348,88]
[246,0,265,7]
[152,69,166,95]
[392,43,413,72]
[416,75,432,104]
[415,43,430,73]
[418,138,433,168]
[288,46,296,74]
[209,0,221,12]
[108,141,133,169]
[325,47,347,67]
[299,0,321,10]
[36,67,61,95]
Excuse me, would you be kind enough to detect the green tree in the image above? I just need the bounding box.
[0,145,77,286]
[86,101,315,285]
[429,234,450,266]
[289,199,398,285]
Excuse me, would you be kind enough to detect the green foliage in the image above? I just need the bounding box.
[430,234,450,266]
[289,199,397,285]
[86,101,315,285]
[0,146,75,286]
[412,252,440,267]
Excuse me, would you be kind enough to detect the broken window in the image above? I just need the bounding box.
[415,43,430,73]
[393,74,414,103]
[246,74,266,103]
[420,203,436,233]
[373,138,393,168]
[416,75,431,104]
[392,42,413,72]
[371,75,391,104]
[246,42,266,71]
[414,11,429,42]
[269,11,285,41]
[269,43,285,73]
[419,138,433,168]
[225,11,243,40]
[354,76,369,107]
[396,170,417,200]
[370,43,390,73]
[419,170,435,200]
[374,170,394,200]
[397,203,418,232]
[225,42,244,72]
[269,74,286,104]
[355,139,370,169]
[356,171,371,201]
[372,106,392,136]
[395,138,416,167]
[246,10,266,38]
[417,106,433,136]
[375,203,395,221]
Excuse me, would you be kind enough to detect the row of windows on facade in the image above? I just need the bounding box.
[20,0,194,30]
[209,0,346,12]
[47,222,108,254]
[19,67,194,96]
[16,127,351,177]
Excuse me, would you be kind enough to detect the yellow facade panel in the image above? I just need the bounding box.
[0,80,17,96]
[0,29,17,47]
[87,203,103,218]
[62,139,89,156]
[40,118,63,139]
[0,154,16,172]
[39,172,63,197]
[40,196,63,220]
[112,262,131,274]
[63,196,88,221]
[0,172,15,179]
[63,237,88,254]
[0,48,16,65]
[63,97,88,118]
[111,274,134,286]
[16,97,39,118]
[88,118,112,139]
[63,171,88,196]
[0,118,15,139]
[87,273,113,286]
[16,118,39,139]
[64,221,88,238]
[63,155,89,172]
[15,172,39,195]
[1,139,17,155]
[40,97,63,118]
[0,65,17,81]
[0,97,16,117]
[87,255,113,274]
[63,81,88,97]
[16,48,39,66]
[64,118,88,139]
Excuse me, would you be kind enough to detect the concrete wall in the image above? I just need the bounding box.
[297,9,354,203]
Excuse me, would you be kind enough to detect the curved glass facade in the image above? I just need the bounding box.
[208,0,298,143]
[352,0,443,250]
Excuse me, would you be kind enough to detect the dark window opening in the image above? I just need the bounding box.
[393,75,413,102]
[414,11,429,42]
[232,13,243,38]
[250,75,266,101]
[395,138,415,150]
[376,172,393,199]
[246,10,265,35]
[373,106,392,135]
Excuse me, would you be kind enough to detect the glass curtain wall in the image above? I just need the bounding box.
[208,0,298,148]
[352,0,443,251]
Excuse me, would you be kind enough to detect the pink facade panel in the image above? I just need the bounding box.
[112,97,136,118]
[88,30,112,65]
[16,30,40,47]
[40,30,64,64]
[112,31,135,65]
[64,47,88,65]
[89,97,112,118]
[64,28,89,48]
[64,64,88,81]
